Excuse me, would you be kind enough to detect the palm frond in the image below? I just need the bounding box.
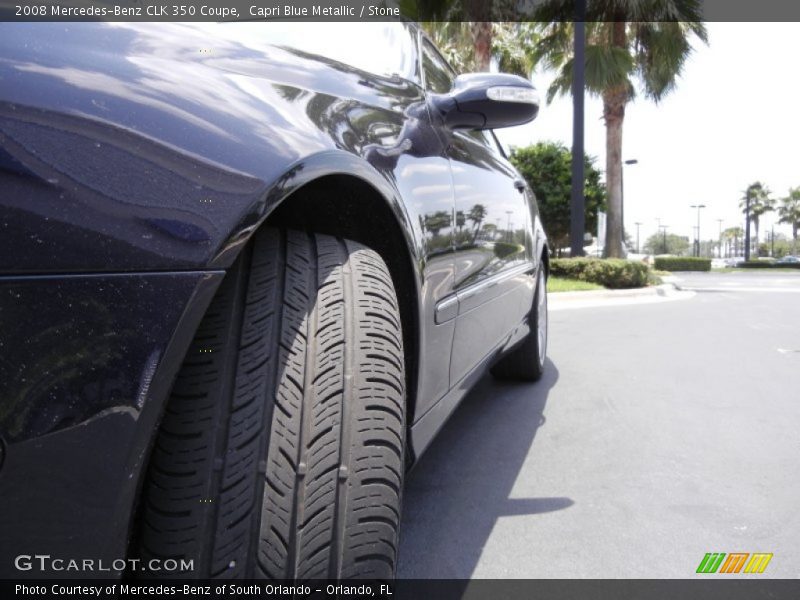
[778,188,800,225]
[636,22,692,100]
[546,59,574,103]
[530,24,573,70]
[740,181,775,219]
[493,23,538,78]
[585,44,636,96]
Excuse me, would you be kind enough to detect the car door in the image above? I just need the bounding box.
[448,129,536,383]
[417,39,537,385]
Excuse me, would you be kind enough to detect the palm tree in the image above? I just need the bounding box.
[778,187,800,253]
[417,0,533,73]
[421,22,538,76]
[424,210,452,239]
[531,3,707,257]
[740,182,775,256]
[469,20,493,71]
[467,203,487,243]
[456,210,466,232]
[722,226,744,258]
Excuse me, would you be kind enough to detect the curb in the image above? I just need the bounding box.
[659,275,681,286]
[550,283,680,303]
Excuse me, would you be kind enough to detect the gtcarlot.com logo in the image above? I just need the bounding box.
[14,554,194,573]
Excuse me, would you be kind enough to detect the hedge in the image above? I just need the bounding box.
[493,241,525,259]
[736,261,800,269]
[654,257,711,272]
[550,258,650,289]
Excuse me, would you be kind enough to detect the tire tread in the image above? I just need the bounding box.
[137,228,404,581]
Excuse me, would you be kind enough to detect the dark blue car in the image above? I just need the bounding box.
[0,22,549,579]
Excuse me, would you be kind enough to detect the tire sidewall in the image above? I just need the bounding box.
[535,267,548,370]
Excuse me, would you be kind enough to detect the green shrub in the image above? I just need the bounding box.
[654,257,711,272]
[736,261,800,269]
[550,258,651,289]
[493,241,524,259]
[647,271,663,286]
[547,277,604,292]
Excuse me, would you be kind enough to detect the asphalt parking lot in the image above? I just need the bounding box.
[398,270,800,578]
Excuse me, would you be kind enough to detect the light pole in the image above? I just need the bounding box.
[690,204,706,257]
[717,219,724,258]
[659,225,669,254]
[744,190,752,262]
[505,210,513,243]
[655,217,662,255]
[569,0,586,257]
[771,224,775,257]
[621,159,638,250]
[634,221,643,254]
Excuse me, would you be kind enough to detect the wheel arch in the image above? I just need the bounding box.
[215,153,424,448]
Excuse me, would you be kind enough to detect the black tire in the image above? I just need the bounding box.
[490,266,548,382]
[136,228,406,580]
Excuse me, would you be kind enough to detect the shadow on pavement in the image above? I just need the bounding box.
[398,358,569,578]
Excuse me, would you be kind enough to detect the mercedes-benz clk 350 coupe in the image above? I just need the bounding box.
[0,22,549,580]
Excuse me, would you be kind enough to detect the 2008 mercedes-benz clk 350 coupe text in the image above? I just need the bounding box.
[0,22,549,579]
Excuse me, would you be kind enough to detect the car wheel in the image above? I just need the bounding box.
[490,265,547,382]
[135,227,405,580]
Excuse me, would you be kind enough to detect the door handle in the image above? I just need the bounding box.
[513,178,526,192]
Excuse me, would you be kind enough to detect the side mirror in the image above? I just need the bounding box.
[431,73,539,130]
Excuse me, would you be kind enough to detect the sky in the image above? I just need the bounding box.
[497,22,800,248]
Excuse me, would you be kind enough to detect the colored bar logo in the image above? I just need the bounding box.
[696,552,773,574]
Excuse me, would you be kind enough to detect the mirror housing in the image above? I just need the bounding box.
[431,73,539,130]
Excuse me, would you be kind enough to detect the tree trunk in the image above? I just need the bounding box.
[603,94,626,258]
[464,0,492,71]
[470,21,492,71]
[602,21,628,259]
[754,218,760,256]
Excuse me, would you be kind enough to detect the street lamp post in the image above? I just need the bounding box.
[771,224,775,257]
[744,191,752,262]
[634,221,643,254]
[569,0,586,257]
[717,219,724,258]
[655,217,662,255]
[659,225,669,254]
[690,204,706,257]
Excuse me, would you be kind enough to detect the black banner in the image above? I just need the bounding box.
[3,0,800,22]
[3,580,800,600]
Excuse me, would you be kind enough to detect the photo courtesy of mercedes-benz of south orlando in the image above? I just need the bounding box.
[0,21,549,579]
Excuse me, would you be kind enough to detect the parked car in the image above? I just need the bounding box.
[0,23,549,579]
[777,255,800,264]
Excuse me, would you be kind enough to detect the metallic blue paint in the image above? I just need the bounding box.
[0,22,548,576]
